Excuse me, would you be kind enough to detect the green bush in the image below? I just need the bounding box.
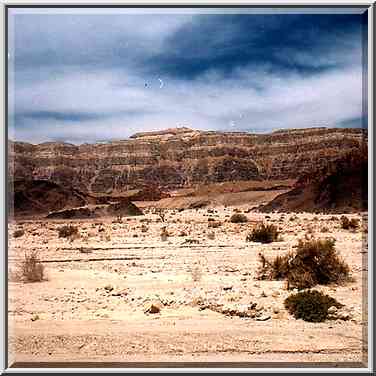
[257,238,350,289]
[57,225,78,238]
[230,213,248,223]
[284,290,343,322]
[246,223,279,243]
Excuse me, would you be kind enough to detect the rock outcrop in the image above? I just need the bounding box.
[9,179,143,218]
[9,179,93,217]
[9,127,366,194]
[46,200,143,219]
[258,147,368,213]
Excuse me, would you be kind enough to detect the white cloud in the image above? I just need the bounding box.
[10,63,363,144]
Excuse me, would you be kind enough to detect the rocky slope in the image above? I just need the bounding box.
[8,127,366,194]
[258,147,368,213]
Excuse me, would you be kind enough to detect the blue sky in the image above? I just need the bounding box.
[8,8,367,144]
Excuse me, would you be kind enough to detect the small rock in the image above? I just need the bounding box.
[144,303,161,314]
[338,312,351,321]
[31,314,39,322]
[256,315,271,321]
[255,304,264,312]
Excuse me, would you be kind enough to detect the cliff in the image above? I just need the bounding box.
[8,127,366,194]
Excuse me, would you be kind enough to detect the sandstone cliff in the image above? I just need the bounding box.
[9,127,366,194]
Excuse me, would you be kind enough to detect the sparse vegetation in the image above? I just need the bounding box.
[184,238,200,244]
[207,231,215,240]
[246,223,279,244]
[257,238,350,289]
[191,266,203,282]
[13,229,25,238]
[112,215,123,224]
[161,227,169,241]
[154,208,166,222]
[21,250,45,282]
[57,225,79,238]
[284,290,343,322]
[208,221,221,228]
[340,216,359,230]
[230,213,248,223]
[321,226,329,233]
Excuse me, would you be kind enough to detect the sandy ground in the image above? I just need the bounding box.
[7,208,368,367]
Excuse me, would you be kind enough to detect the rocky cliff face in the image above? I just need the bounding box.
[8,127,366,194]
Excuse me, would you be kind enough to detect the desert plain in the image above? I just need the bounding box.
[8,205,367,366]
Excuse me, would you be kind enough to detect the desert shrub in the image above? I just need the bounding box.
[191,266,202,282]
[141,224,148,233]
[207,231,215,240]
[208,221,221,228]
[154,208,166,222]
[112,215,123,224]
[161,227,169,241]
[246,223,279,243]
[21,251,45,282]
[321,226,329,233]
[208,217,215,222]
[13,229,25,238]
[340,216,359,230]
[257,238,350,289]
[57,225,78,238]
[230,213,248,223]
[284,290,343,322]
[184,238,200,244]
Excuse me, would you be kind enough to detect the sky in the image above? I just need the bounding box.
[8,8,367,144]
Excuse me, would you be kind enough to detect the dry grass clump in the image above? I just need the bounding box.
[191,266,203,282]
[257,238,350,290]
[57,225,79,238]
[20,250,45,282]
[13,229,25,238]
[284,290,343,322]
[246,223,279,244]
[230,213,248,223]
[340,215,359,230]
